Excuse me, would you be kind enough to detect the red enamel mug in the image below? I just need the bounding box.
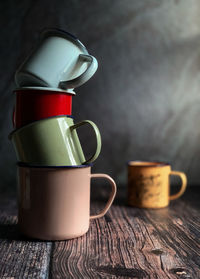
[13,87,75,129]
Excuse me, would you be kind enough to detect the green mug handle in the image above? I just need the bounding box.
[70,120,102,164]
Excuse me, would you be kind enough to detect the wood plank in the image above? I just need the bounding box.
[50,196,200,278]
[0,188,199,278]
[0,196,52,279]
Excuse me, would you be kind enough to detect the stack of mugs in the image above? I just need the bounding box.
[9,29,117,240]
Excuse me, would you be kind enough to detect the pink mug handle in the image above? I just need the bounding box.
[90,174,117,220]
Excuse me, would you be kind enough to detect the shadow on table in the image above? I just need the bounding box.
[0,223,49,242]
[0,223,23,240]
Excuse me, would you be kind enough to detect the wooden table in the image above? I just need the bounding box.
[0,186,199,278]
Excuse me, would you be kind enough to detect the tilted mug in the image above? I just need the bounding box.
[9,116,101,166]
[15,29,98,89]
[17,163,117,240]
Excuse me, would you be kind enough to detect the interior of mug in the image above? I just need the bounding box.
[17,162,93,169]
[128,161,169,167]
[14,86,76,95]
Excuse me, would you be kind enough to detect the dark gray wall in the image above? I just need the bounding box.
[1,0,200,193]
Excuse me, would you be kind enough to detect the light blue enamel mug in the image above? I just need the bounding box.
[15,29,98,90]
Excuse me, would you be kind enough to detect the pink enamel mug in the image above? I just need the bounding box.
[17,163,117,240]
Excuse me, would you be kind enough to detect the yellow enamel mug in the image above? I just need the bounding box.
[128,161,187,208]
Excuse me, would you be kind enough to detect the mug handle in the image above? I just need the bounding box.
[70,120,102,164]
[90,174,117,219]
[169,171,187,200]
[59,54,98,89]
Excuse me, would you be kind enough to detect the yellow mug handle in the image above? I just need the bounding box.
[169,171,187,200]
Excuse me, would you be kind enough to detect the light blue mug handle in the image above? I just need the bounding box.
[59,54,98,89]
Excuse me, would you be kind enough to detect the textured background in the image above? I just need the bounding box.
[1,0,200,194]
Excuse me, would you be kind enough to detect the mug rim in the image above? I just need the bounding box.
[14,86,76,95]
[127,160,170,167]
[40,28,89,55]
[8,115,74,139]
[17,162,93,169]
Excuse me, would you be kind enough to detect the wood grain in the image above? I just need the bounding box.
[0,196,52,279]
[50,195,200,278]
[0,189,200,278]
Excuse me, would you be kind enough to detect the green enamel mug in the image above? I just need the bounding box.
[9,116,101,166]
